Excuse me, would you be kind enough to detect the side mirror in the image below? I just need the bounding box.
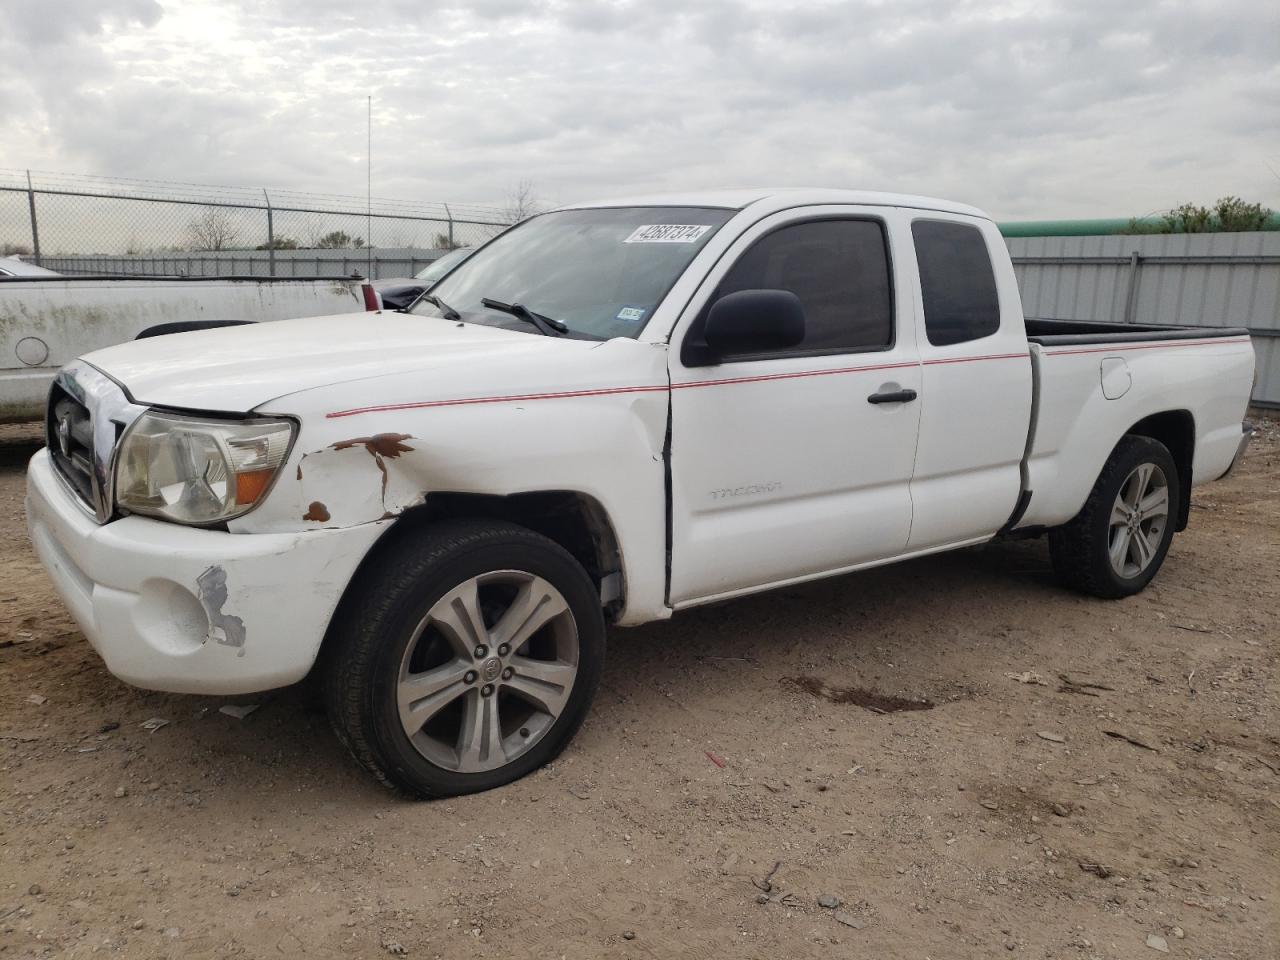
[702,289,805,360]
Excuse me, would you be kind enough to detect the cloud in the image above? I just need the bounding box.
[1,0,1276,221]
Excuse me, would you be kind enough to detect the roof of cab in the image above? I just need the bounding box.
[564,188,989,220]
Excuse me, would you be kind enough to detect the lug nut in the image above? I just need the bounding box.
[481,684,495,697]
[497,643,510,656]
[464,671,478,685]
[473,645,488,658]
[502,667,514,680]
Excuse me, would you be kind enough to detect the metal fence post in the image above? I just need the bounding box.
[263,189,276,277]
[1121,250,1141,324]
[25,170,42,265]
[444,203,454,249]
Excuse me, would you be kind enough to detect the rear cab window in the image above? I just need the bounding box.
[683,218,894,363]
[911,220,1000,346]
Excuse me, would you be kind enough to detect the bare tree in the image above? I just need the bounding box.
[502,179,545,224]
[302,215,326,249]
[187,209,241,251]
[387,227,417,249]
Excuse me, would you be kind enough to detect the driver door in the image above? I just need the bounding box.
[667,208,923,606]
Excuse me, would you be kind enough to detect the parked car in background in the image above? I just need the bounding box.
[1,275,377,422]
[369,246,475,310]
[26,189,1255,799]
[0,256,59,277]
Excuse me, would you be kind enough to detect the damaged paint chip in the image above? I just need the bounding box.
[196,565,247,655]
[329,433,416,503]
[329,433,415,458]
[303,501,331,522]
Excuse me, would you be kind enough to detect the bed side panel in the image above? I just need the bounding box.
[1020,337,1254,529]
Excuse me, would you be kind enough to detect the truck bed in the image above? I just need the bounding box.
[1017,319,1254,534]
[1025,317,1250,345]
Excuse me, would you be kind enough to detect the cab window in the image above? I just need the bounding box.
[684,218,894,362]
[912,220,1000,346]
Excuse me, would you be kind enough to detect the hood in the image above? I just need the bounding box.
[83,311,599,413]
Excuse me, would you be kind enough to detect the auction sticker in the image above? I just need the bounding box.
[624,224,712,243]
[616,305,646,323]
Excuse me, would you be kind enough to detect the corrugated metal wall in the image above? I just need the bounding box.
[1007,231,1280,407]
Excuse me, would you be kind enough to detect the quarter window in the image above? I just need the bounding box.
[912,220,1001,346]
[688,219,894,361]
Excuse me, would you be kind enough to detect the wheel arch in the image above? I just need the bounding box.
[323,489,624,632]
[1123,409,1195,531]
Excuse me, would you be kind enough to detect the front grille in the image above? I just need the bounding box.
[47,383,96,510]
[46,361,147,523]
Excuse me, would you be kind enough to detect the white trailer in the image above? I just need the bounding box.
[1,275,375,421]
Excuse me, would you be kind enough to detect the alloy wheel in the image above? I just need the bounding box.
[396,570,579,773]
[1107,463,1170,579]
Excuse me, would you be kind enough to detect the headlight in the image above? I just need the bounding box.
[116,410,295,524]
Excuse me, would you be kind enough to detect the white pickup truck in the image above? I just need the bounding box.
[25,189,1255,797]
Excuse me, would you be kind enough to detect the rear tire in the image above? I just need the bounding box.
[323,519,605,798]
[1049,435,1180,599]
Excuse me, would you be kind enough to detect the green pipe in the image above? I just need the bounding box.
[998,213,1280,237]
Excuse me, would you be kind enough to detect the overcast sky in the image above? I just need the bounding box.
[2,0,1277,219]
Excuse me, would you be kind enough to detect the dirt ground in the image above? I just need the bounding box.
[1,417,1276,960]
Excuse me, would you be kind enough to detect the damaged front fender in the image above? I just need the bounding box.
[238,337,675,624]
[293,432,422,526]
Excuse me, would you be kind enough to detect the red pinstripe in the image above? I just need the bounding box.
[668,358,918,390]
[326,383,669,418]
[923,351,1028,366]
[323,337,1247,419]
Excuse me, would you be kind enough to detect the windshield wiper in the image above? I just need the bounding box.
[480,297,569,336]
[415,292,461,321]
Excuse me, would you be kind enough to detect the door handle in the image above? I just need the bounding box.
[867,388,918,405]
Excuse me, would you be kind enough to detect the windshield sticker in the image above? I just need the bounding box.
[624,224,712,244]
[616,306,646,323]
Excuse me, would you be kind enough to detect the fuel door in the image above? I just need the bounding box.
[1100,356,1131,400]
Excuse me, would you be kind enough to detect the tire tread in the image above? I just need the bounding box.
[321,519,602,798]
[1049,435,1178,599]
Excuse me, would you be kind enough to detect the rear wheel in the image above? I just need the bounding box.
[1049,435,1180,598]
[323,520,605,797]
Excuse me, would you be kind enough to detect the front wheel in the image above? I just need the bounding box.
[323,520,605,797]
[1049,435,1180,599]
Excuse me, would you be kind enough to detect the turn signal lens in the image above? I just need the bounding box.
[234,469,275,506]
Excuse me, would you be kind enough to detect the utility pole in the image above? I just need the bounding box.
[367,95,373,280]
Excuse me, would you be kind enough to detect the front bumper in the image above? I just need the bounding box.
[25,449,385,695]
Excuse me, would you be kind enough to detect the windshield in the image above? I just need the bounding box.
[411,206,733,339]
[414,246,472,282]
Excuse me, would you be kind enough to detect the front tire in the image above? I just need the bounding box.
[1049,435,1180,599]
[323,520,605,798]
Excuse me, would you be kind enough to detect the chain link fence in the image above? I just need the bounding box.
[0,170,511,279]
